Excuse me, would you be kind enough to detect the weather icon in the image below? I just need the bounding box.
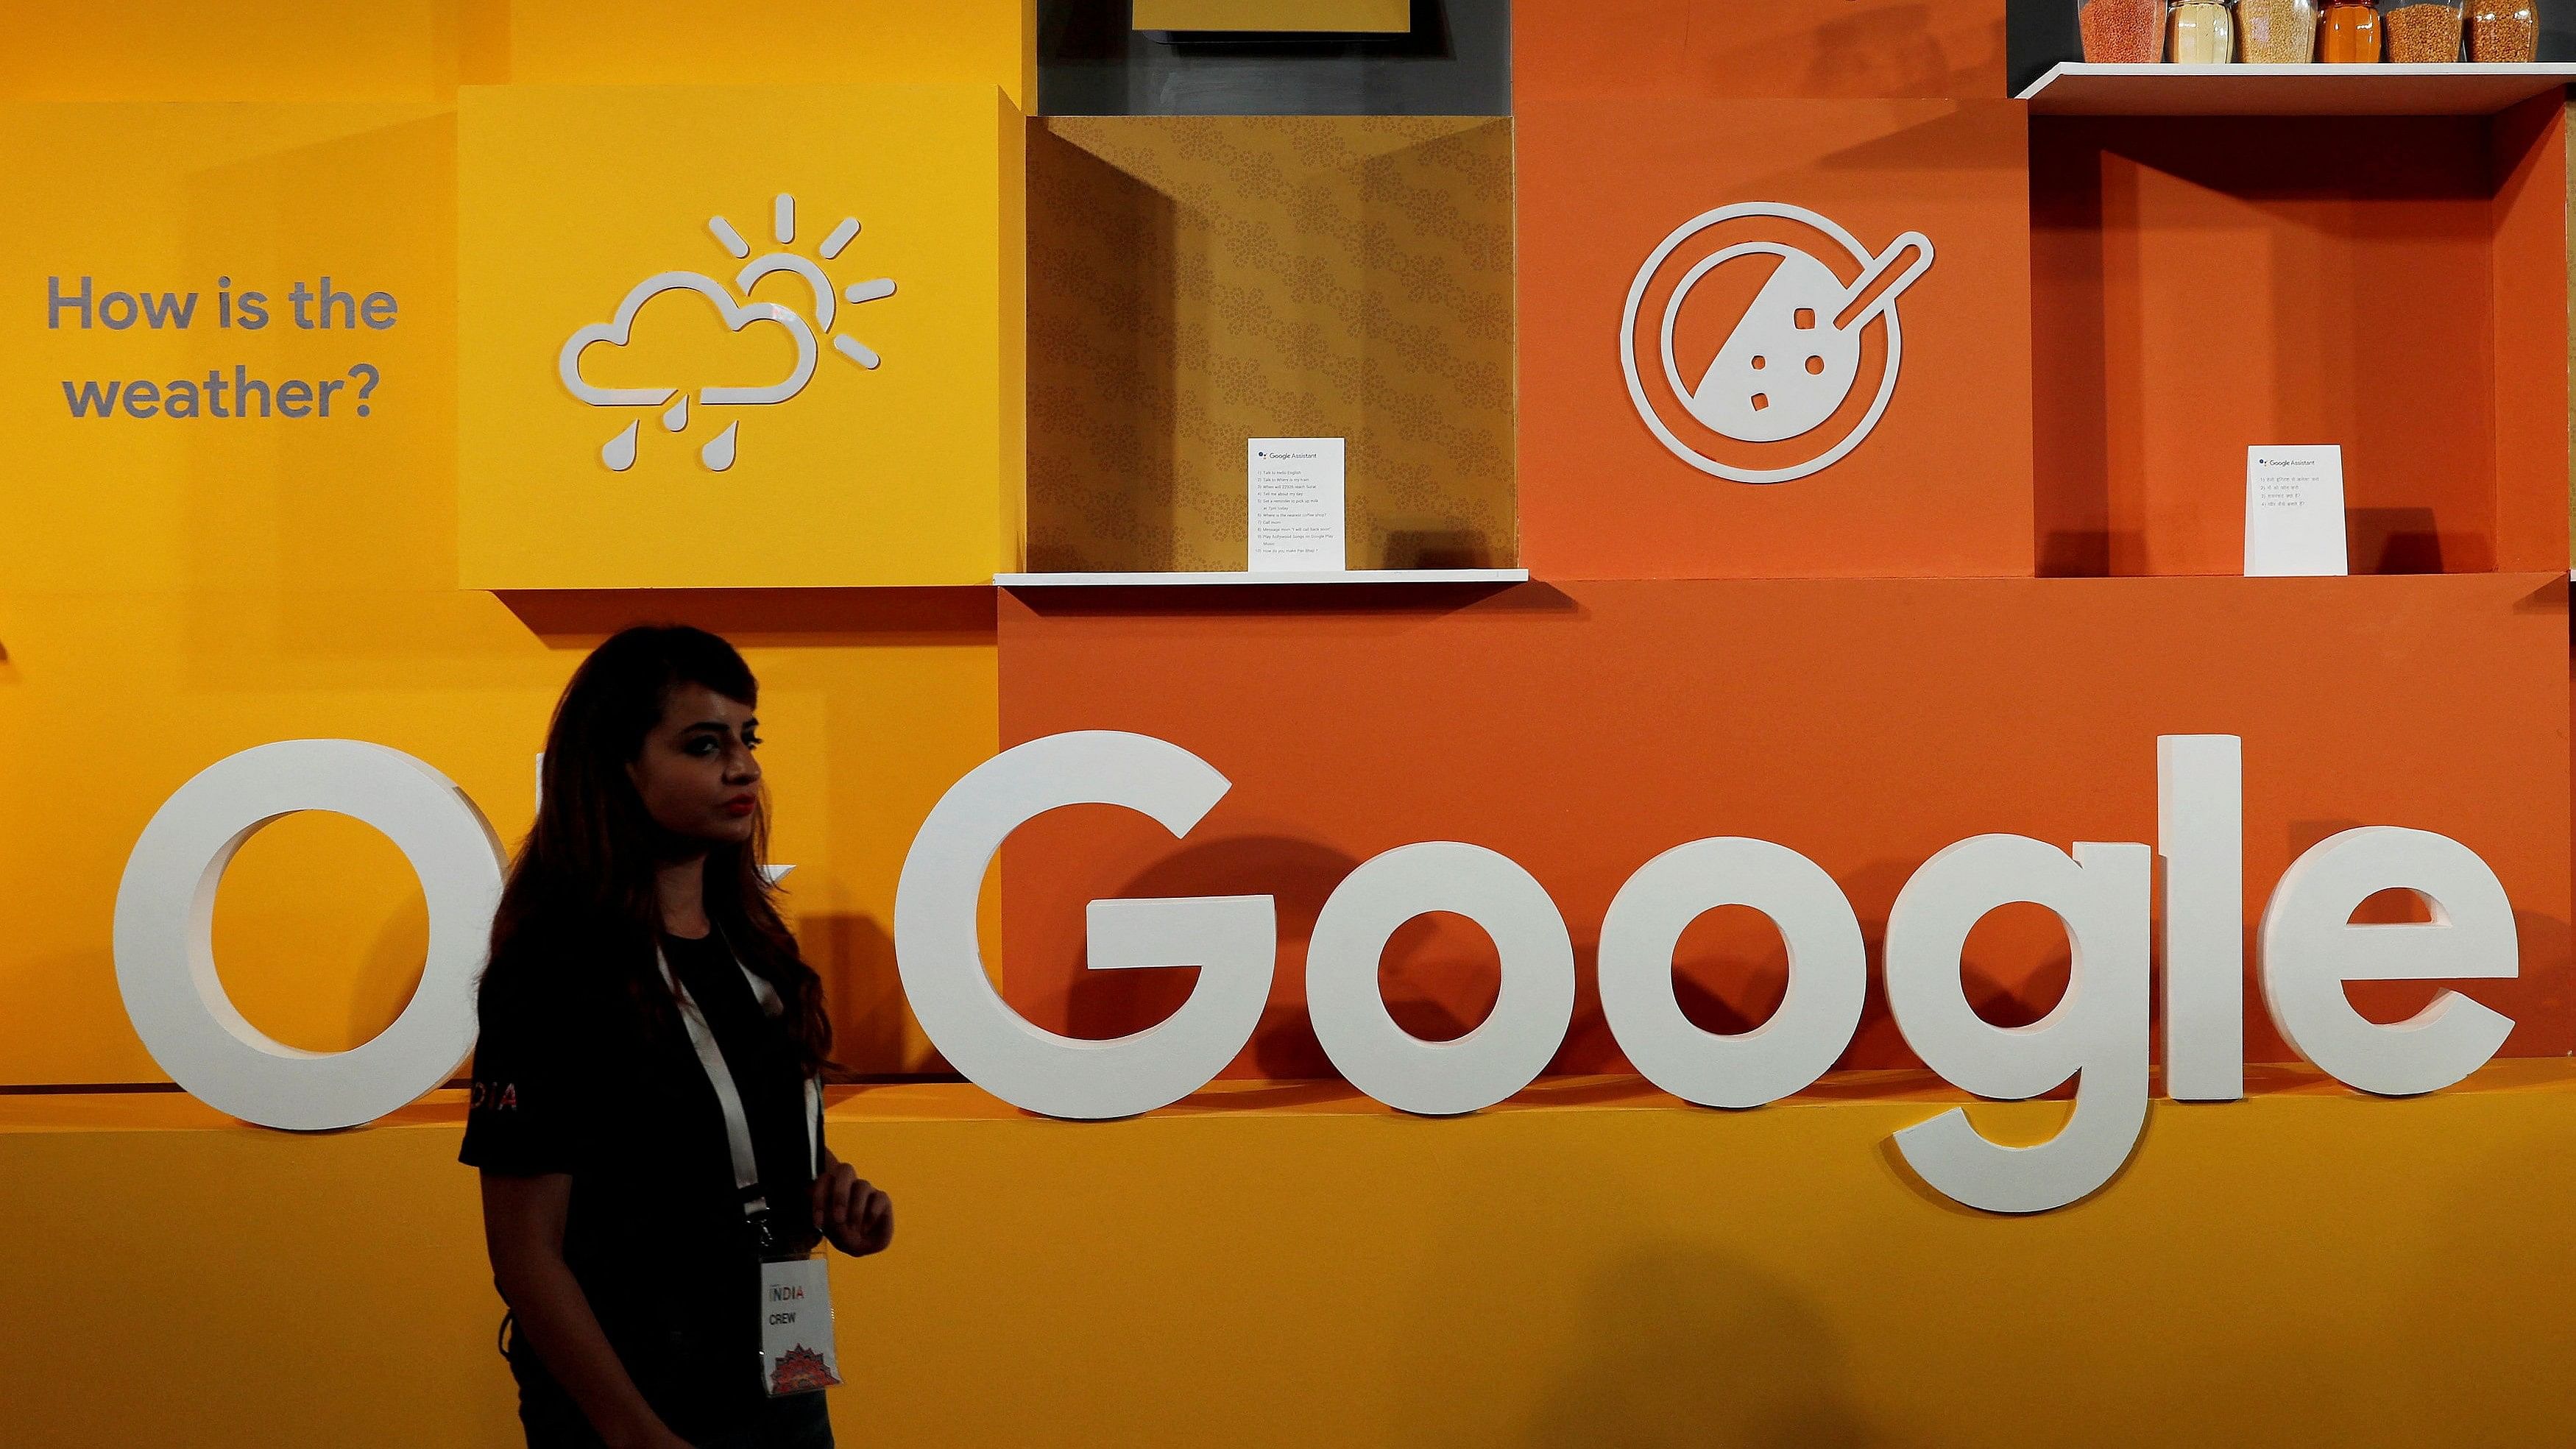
[559,193,897,472]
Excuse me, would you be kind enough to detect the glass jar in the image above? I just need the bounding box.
[2467,0,2538,60]
[2080,0,2168,61]
[2237,0,2320,60]
[2169,0,2238,60]
[2382,0,2463,60]
[2318,0,2382,60]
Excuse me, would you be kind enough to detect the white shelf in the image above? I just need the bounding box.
[996,567,1529,588]
[2018,62,2576,116]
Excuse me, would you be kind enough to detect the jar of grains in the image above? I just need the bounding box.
[2080,0,2168,60]
[2236,0,2320,59]
[2170,0,2238,60]
[2318,0,2382,59]
[2383,0,2463,60]
[2467,0,2538,60]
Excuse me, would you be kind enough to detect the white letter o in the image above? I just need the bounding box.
[1306,842,1576,1116]
[113,740,506,1130]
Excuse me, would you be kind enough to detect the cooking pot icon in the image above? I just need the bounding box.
[1621,202,1934,484]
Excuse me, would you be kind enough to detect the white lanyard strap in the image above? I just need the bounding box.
[657,943,822,1222]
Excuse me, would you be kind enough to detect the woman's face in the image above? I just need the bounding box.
[626,682,762,849]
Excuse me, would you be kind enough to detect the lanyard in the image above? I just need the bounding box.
[656,940,822,1230]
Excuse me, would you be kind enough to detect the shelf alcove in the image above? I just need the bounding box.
[2029,92,2567,575]
[1023,115,1518,575]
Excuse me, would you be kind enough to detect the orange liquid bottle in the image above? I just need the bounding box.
[2319,0,2382,60]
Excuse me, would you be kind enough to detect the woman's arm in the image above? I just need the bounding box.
[481,1171,692,1449]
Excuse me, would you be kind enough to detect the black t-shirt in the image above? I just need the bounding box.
[460,925,821,1441]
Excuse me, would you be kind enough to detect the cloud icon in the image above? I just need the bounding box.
[557,270,818,408]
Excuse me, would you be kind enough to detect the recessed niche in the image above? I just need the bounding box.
[2030,98,2566,575]
[1025,115,1516,573]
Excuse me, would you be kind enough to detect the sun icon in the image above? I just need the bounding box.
[709,192,896,371]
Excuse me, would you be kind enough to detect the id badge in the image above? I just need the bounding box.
[759,1255,842,1397]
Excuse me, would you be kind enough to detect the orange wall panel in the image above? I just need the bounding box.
[1515,0,2009,103]
[1518,99,2034,580]
[997,574,2571,1081]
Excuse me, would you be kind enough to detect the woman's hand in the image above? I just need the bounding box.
[811,1157,893,1257]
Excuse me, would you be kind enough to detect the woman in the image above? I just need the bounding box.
[462,626,894,1449]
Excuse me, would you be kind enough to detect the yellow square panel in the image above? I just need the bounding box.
[504,0,1036,113]
[459,84,1024,588]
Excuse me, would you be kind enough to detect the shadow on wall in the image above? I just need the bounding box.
[490,586,998,648]
[1798,3,2001,99]
[798,911,952,1080]
[1528,1247,1878,1449]
[2349,506,2444,574]
[1025,122,1180,573]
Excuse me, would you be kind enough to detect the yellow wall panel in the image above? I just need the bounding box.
[503,0,1036,113]
[0,587,994,1085]
[0,1,483,102]
[4,1068,2574,1445]
[0,102,458,594]
[0,100,998,1085]
[457,84,1025,588]
[0,0,1030,107]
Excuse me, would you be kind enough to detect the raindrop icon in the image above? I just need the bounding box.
[701,421,738,472]
[663,396,689,433]
[601,420,638,472]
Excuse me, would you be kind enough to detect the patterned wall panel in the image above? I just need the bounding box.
[1027,116,1514,571]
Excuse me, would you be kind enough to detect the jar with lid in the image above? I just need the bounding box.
[2079,0,2167,61]
[2467,0,2537,60]
[2382,0,2463,60]
[2237,0,2320,60]
[2169,0,2238,60]
[2318,0,2382,60]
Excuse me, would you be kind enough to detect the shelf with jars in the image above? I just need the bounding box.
[2065,0,2545,65]
[2020,60,2576,113]
[2020,60,2576,112]
[2025,0,2568,111]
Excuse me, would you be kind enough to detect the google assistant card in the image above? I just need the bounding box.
[1248,438,1346,572]
[2244,445,2347,577]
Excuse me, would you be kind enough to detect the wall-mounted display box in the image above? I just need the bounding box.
[2028,89,2567,575]
[457,83,1026,590]
[1022,115,1515,575]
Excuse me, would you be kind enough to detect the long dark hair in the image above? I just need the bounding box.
[487,625,835,1077]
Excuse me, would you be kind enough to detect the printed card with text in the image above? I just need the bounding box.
[1247,436,1347,572]
[2244,445,2348,577]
